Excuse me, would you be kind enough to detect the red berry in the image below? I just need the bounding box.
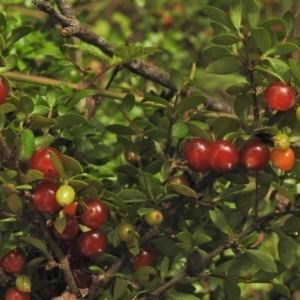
[239,139,270,171]
[0,80,7,105]
[131,246,155,270]
[80,199,108,229]
[0,247,26,274]
[29,147,63,179]
[33,181,61,213]
[70,260,92,289]
[183,138,211,172]
[76,228,108,258]
[5,287,30,300]
[270,148,295,171]
[206,140,239,173]
[163,15,173,28]
[264,82,296,111]
[53,215,79,242]
[63,202,79,216]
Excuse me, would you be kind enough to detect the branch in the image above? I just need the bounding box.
[31,0,233,113]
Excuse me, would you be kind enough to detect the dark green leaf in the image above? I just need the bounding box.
[206,57,243,74]
[141,96,171,110]
[209,208,228,233]
[0,35,5,51]
[245,249,277,273]
[120,94,135,114]
[277,237,296,268]
[168,184,197,199]
[211,21,229,35]
[200,6,235,31]
[21,129,35,161]
[170,68,184,91]
[228,254,253,277]
[119,189,147,202]
[172,122,189,139]
[251,27,271,53]
[224,280,241,300]
[106,124,136,136]
[144,160,163,175]
[165,289,200,300]
[230,0,242,31]
[246,0,260,28]
[193,231,212,245]
[202,46,232,59]
[288,59,300,84]
[113,277,128,300]
[53,113,88,129]
[273,283,290,298]
[271,182,295,205]
[20,236,51,259]
[70,89,96,106]
[283,10,295,33]
[20,96,34,115]
[5,26,34,49]
[188,122,211,140]
[226,82,251,95]
[0,13,7,28]
[266,43,298,56]
[211,34,240,45]
[7,194,22,215]
[48,149,66,180]
[177,231,193,246]
[29,117,56,131]
[176,95,206,114]
[24,169,44,183]
[265,58,290,79]
[210,116,239,140]
[62,155,83,174]
[234,94,250,122]
[0,103,17,115]
[145,128,167,140]
[160,257,169,282]
[253,65,284,83]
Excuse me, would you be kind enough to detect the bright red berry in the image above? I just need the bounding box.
[0,247,26,274]
[131,246,155,270]
[29,147,63,179]
[239,139,270,171]
[33,181,61,213]
[264,82,296,111]
[206,140,239,173]
[80,199,108,229]
[52,215,79,242]
[76,228,108,258]
[0,80,7,105]
[63,202,79,216]
[270,148,295,171]
[183,138,211,172]
[5,287,30,300]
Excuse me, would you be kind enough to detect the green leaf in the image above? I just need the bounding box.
[234,94,250,122]
[273,283,290,298]
[0,13,7,28]
[265,58,290,79]
[119,189,147,202]
[253,65,284,83]
[20,96,34,115]
[288,59,300,84]
[133,266,157,282]
[206,57,243,74]
[168,183,197,199]
[145,128,167,140]
[245,249,277,273]
[266,43,299,56]
[5,25,34,49]
[69,89,96,106]
[0,35,5,51]
[106,124,136,135]
[211,34,240,45]
[0,103,17,115]
[20,236,51,259]
[48,149,66,180]
[112,45,161,63]
[193,231,212,246]
[160,256,169,282]
[21,129,35,161]
[228,254,253,277]
[245,0,260,28]
[210,116,239,140]
[34,135,56,149]
[230,0,242,31]
[188,122,211,140]
[120,94,135,114]
[202,46,232,59]
[176,95,206,114]
[200,6,235,31]
[63,42,110,62]
[172,122,189,139]
[0,55,17,74]
[226,82,251,95]
[277,237,296,268]
[177,231,194,247]
[113,277,128,300]
[283,10,295,33]
[224,280,241,300]
[29,117,56,131]
[271,182,295,205]
[53,113,88,129]
[170,68,184,91]
[24,169,44,183]
[7,194,22,215]
[165,288,200,300]
[141,96,171,110]
[53,211,67,233]
[209,208,229,233]
[251,27,271,53]
[62,155,83,174]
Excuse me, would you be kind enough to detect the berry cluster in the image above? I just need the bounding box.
[29,146,109,289]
